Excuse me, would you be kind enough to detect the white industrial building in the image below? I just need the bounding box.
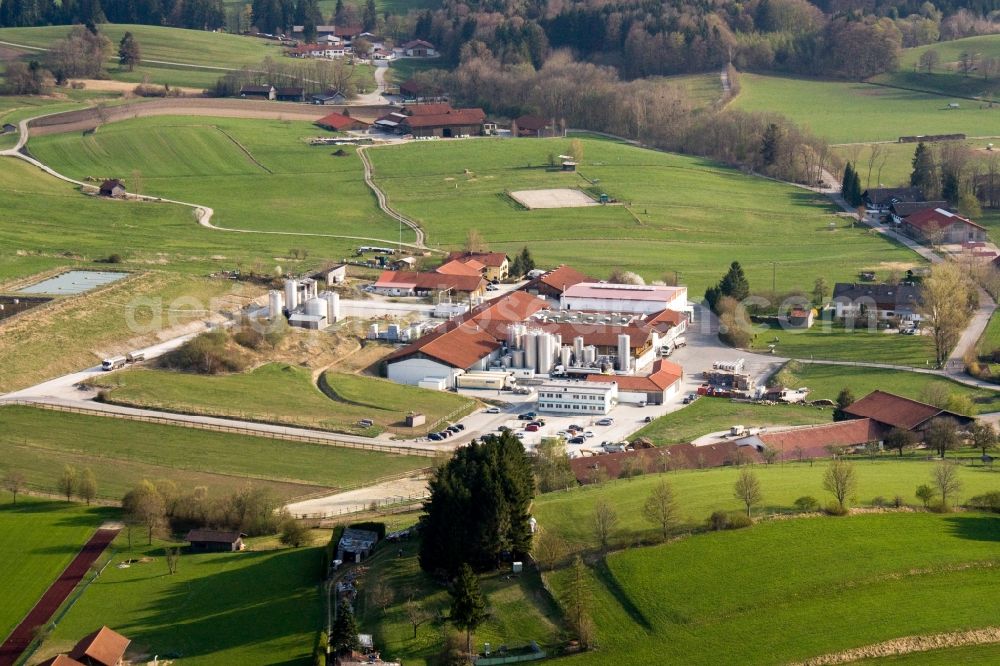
[269,279,341,330]
[536,380,618,415]
[561,283,690,316]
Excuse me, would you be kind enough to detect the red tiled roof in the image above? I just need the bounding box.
[904,208,985,233]
[749,419,886,459]
[446,251,508,268]
[645,308,686,328]
[334,24,362,37]
[530,265,592,293]
[406,103,453,116]
[402,108,486,129]
[585,359,683,392]
[69,627,130,666]
[38,656,86,666]
[515,115,550,131]
[316,112,368,130]
[375,270,485,293]
[435,259,483,276]
[843,390,968,429]
[570,442,762,483]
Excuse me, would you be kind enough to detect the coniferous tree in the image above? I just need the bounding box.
[841,162,854,199]
[518,246,535,274]
[910,142,938,199]
[450,564,487,659]
[330,604,360,655]
[118,31,140,71]
[719,261,750,301]
[850,168,862,206]
[362,0,376,30]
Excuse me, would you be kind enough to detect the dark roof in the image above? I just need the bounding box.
[862,187,924,205]
[99,179,124,191]
[402,39,435,49]
[186,528,242,544]
[402,108,486,129]
[275,87,304,96]
[831,282,920,311]
[890,201,949,217]
[843,390,971,430]
[240,84,273,94]
[69,627,130,666]
[514,115,551,131]
[445,251,508,268]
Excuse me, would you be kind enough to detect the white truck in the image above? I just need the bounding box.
[101,356,127,371]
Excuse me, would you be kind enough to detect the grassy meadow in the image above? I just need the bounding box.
[882,34,1000,101]
[545,512,1000,665]
[734,73,1000,143]
[0,404,429,501]
[633,399,833,445]
[91,363,474,435]
[38,534,325,665]
[749,321,938,367]
[0,494,116,645]
[368,136,921,294]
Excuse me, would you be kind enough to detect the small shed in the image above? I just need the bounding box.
[186,528,245,552]
[337,527,379,562]
[1,123,16,134]
[99,179,126,198]
[314,264,347,285]
[67,626,131,666]
[405,412,426,427]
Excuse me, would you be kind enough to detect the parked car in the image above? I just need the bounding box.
[569,424,583,431]
[524,411,537,419]
[485,407,501,414]
[525,424,540,432]
[583,431,595,438]
[428,432,443,441]
[446,425,461,434]
[486,284,499,291]
[568,436,586,444]
[498,425,512,432]
[528,420,545,427]
[596,418,614,426]
[518,414,533,421]
[453,423,466,431]
[514,432,525,439]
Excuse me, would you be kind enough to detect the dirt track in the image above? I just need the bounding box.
[793,626,1000,665]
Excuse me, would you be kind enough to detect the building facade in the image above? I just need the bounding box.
[536,380,618,415]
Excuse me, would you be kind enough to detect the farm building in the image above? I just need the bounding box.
[514,115,556,137]
[316,112,370,132]
[561,282,690,316]
[400,39,437,57]
[842,390,973,436]
[239,84,275,99]
[782,306,815,328]
[571,442,764,483]
[862,187,924,214]
[371,270,486,299]
[585,359,683,405]
[735,418,887,460]
[523,264,593,298]
[98,179,125,198]
[830,282,921,322]
[67,626,131,666]
[275,87,305,102]
[288,43,349,59]
[185,528,245,552]
[384,103,485,138]
[889,200,949,225]
[900,207,987,245]
[313,264,347,285]
[311,91,348,105]
[444,251,510,281]
[435,259,485,277]
[338,527,379,562]
[536,380,619,415]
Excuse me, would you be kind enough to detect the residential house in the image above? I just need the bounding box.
[371,48,395,61]
[889,200,949,225]
[831,282,921,322]
[186,528,245,552]
[435,259,484,277]
[862,187,924,214]
[585,359,683,405]
[371,270,486,299]
[444,251,510,281]
[275,86,305,102]
[287,43,349,59]
[400,39,437,57]
[239,84,275,100]
[842,390,974,437]
[900,207,988,245]
[316,112,370,132]
[68,626,130,666]
[782,306,815,329]
[513,115,555,137]
[523,264,593,298]
[98,179,125,198]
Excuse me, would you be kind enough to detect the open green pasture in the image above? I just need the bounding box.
[533,459,1000,550]
[545,512,1000,665]
[881,34,1000,102]
[735,73,1000,143]
[40,534,324,665]
[831,139,998,194]
[28,115,404,241]
[93,363,473,435]
[0,494,115,645]
[750,321,937,367]
[633,399,832,445]
[0,404,427,501]
[368,137,920,294]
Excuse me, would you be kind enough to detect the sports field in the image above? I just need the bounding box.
[0,404,429,501]
[545,512,1000,665]
[38,535,325,665]
[0,494,116,649]
[367,137,921,294]
[734,73,1000,143]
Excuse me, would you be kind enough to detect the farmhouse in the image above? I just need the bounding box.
[900,207,987,245]
[889,200,949,225]
[98,179,125,198]
[523,264,593,298]
[316,112,370,132]
[66,626,130,666]
[239,84,275,99]
[186,528,245,552]
[561,282,690,317]
[585,359,683,405]
[862,187,924,214]
[842,390,974,435]
[400,39,437,57]
[288,43,349,59]
[831,282,921,322]
[371,270,486,299]
[398,104,487,138]
[435,259,484,277]
[514,115,556,137]
[444,251,510,281]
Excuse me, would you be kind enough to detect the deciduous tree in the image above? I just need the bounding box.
[592,499,618,551]
[279,516,309,547]
[642,479,680,539]
[925,417,961,458]
[833,388,855,422]
[823,459,856,511]
[970,421,997,457]
[122,480,166,545]
[57,466,77,502]
[733,468,762,517]
[919,263,973,367]
[931,461,962,508]
[77,468,97,505]
[884,427,917,457]
[3,470,26,505]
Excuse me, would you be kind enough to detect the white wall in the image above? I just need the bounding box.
[387,357,458,386]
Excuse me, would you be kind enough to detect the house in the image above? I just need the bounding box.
[513,115,555,137]
[561,282,689,316]
[585,359,683,405]
[68,626,130,666]
[900,207,988,245]
[372,270,486,299]
[783,306,815,329]
[185,528,245,552]
[400,39,437,57]
[842,390,974,436]
[523,265,593,298]
[338,527,379,562]
[861,187,924,214]
[239,84,275,100]
[311,91,348,105]
[889,200,949,225]
[435,259,484,277]
[275,86,305,102]
[98,179,126,198]
[831,282,921,322]
[288,43,349,59]
[536,380,618,415]
[444,251,510,281]
[316,112,370,132]
[734,418,888,460]
[398,105,486,138]
[372,48,395,61]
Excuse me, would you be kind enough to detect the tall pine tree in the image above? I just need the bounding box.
[910,142,939,199]
[719,261,750,301]
[450,564,487,660]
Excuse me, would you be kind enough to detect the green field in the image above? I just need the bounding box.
[367,137,921,294]
[633,399,833,445]
[545,512,1000,665]
[881,34,1000,102]
[750,321,938,367]
[0,405,429,501]
[92,363,474,435]
[735,73,1000,143]
[38,534,324,665]
[0,494,116,646]
[533,459,1000,550]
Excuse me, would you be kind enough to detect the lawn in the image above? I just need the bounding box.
[632,399,833,445]
[0,404,429,501]
[367,136,921,294]
[0,494,116,647]
[545,512,1000,665]
[37,534,325,665]
[977,308,1000,355]
[532,459,1000,550]
[92,363,474,435]
[734,73,1000,143]
[749,321,938,367]
[879,34,1000,102]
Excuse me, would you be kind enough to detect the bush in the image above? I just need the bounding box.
[706,511,751,530]
[159,329,245,374]
[793,496,819,511]
[726,513,752,529]
[707,510,729,531]
[928,500,952,513]
[107,253,122,264]
[872,496,887,508]
[825,501,849,516]
[893,495,905,508]
[967,491,1000,513]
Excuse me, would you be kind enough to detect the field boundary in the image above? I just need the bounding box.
[793,626,1000,665]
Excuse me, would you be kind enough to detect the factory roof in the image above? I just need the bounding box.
[585,359,683,392]
[562,282,686,302]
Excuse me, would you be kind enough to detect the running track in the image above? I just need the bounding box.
[0,527,119,666]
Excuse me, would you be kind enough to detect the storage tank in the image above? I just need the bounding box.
[560,346,572,368]
[511,349,526,369]
[284,279,299,310]
[583,345,597,365]
[537,332,555,374]
[388,324,401,340]
[507,324,524,350]
[322,291,340,322]
[524,331,538,372]
[368,323,379,340]
[305,297,326,317]
[268,290,284,318]
[573,336,585,363]
[617,334,631,372]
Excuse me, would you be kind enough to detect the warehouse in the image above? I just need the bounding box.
[561,283,690,316]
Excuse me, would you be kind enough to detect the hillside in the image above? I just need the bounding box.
[880,34,1000,102]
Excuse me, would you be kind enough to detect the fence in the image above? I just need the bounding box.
[301,492,429,520]
[3,400,439,457]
